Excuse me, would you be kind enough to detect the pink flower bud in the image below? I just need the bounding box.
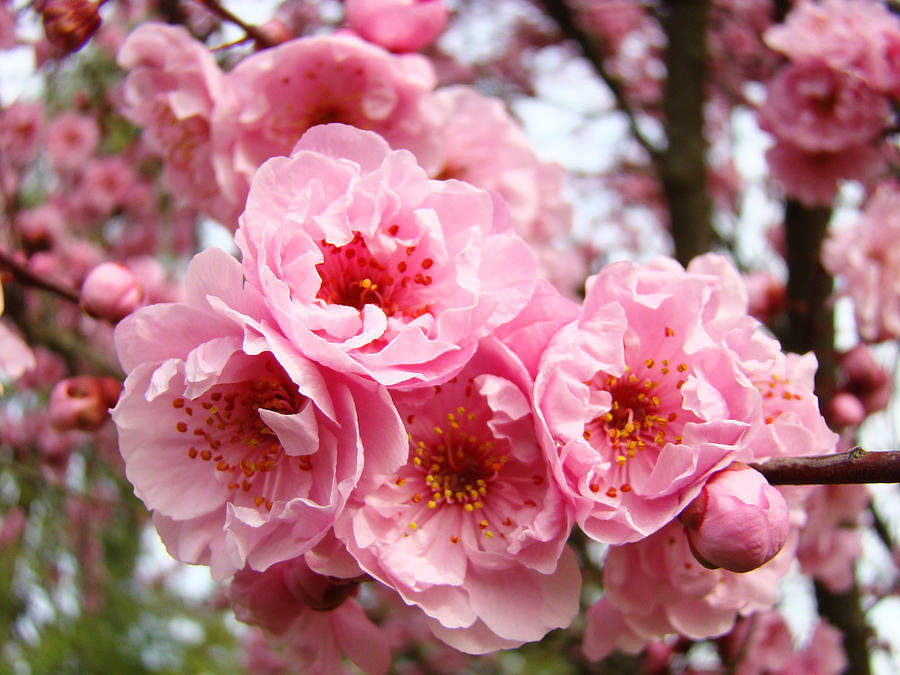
[345,0,448,52]
[826,391,867,428]
[48,375,121,431]
[678,463,789,573]
[80,262,143,323]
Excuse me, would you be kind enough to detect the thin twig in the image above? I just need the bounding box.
[192,0,276,49]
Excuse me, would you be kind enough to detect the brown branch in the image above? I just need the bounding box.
[658,0,714,265]
[534,0,663,162]
[750,448,900,485]
[192,0,276,49]
[0,247,80,304]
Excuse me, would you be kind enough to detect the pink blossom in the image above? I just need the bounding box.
[15,203,66,249]
[236,124,537,388]
[117,22,230,224]
[796,483,870,593]
[765,0,900,96]
[212,33,444,221]
[765,139,882,207]
[80,262,144,323]
[679,463,790,573]
[345,0,448,52]
[0,285,35,392]
[333,337,580,653]
[0,100,44,167]
[825,391,866,428]
[432,86,582,288]
[49,375,121,431]
[583,519,795,661]
[777,621,847,675]
[229,556,389,675]
[79,156,137,217]
[46,111,100,172]
[823,182,900,341]
[724,611,795,675]
[837,344,891,414]
[757,62,889,153]
[535,255,773,544]
[111,247,407,579]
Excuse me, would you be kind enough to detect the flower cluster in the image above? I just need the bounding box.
[112,114,837,666]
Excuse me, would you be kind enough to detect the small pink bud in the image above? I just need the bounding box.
[345,0,448,52]
[48,375,121,431]
[826,392,867,428]
[258,19,292,45]
[679,463,789,573]
[80,262,143,323]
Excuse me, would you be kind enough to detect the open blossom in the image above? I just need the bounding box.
[757,62,890,153]
[822,181,900,341]
[236,123,537,388]
[46,111,99,172]
[333,337,580,653]
[229,556,389,675]
[535,255,773,544]
[212,32,444,220]
[765,0,900,96]
[117,22,229,224]
[111,247,407,579]
[583,519,795,661]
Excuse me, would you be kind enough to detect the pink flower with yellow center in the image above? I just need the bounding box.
[334,337,579,654]
[112,247,407,579]
[236,123,537,388]
[536,256,769,544]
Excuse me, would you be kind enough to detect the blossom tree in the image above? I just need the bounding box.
[2,0,900,673]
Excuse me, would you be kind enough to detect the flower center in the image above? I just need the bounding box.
[172,360,307,511]
[316,231,434,319]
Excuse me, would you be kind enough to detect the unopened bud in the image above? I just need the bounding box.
[80,262,143,323]
[345,0,448,52]
[679,463,789,574]
[48,375,121,431]
[826,392,866,428]
[41,0,102,54]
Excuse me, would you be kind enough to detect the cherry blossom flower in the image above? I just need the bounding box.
[0,284,35,393]
[46,111,99,172]
[582,519,795,661]
[345,0,448,52]
[535,255,774,544]
[236,123,537,388]
[229,555,390,675]
[757,62,890,153]
[117,22,230,224]
[111,247,407,579]
[212,32,445,219]
[432,86,583,293]
[333,337,580,653]
[0,100,44,167]
[822,181,900,341]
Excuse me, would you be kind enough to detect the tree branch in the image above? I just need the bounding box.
[750,448,900,485]
[534,0,663,162]
[658,0,714,265]
[0,247,81,305]
[192,0,276,49]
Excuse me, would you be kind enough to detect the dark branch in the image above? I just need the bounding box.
[0,247,81,304]
[750,448,900,485]
[193,0,276,49]
[534,0,662,161]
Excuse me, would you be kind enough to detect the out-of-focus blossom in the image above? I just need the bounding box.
[40,0,102,53]
[0,100,44,167]
[236,123,536,388]
[80,262,144,323]
[0,284,36,393]
[46,111,100,172]
[48,375,121,431]
[679,463,790,573]
[111,247,407,579]
[823,182,900,341]
[345,0,448,52]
